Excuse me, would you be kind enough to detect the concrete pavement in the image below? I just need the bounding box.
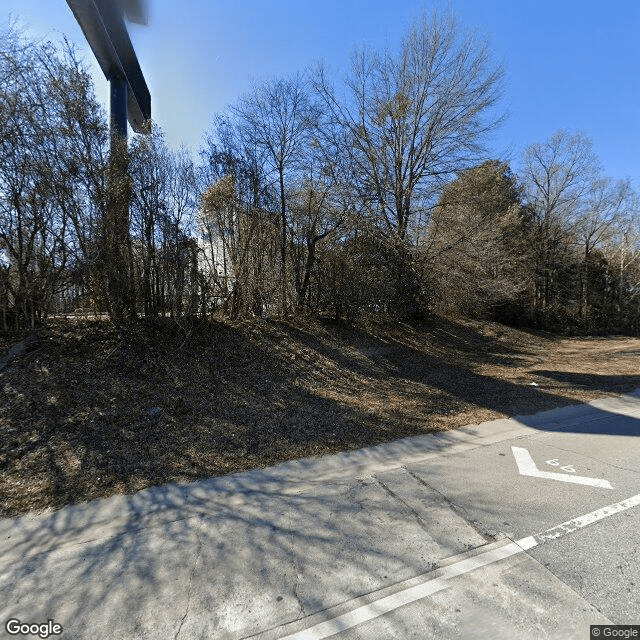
[1,390,639,639]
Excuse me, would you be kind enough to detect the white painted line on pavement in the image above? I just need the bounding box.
[278,492,640,640]
[531,492,640,544]
[512,446,613,489]
[278,541,527,640]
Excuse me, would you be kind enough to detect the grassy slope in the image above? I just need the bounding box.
[2,315,640,517]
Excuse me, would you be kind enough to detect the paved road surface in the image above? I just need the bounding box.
[1,390,639,639]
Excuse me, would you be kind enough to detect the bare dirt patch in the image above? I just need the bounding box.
[2,315,640,517]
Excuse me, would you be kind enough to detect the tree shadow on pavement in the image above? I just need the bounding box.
[0,466,484,639]
[1,385,639,638]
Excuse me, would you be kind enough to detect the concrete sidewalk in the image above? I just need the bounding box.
[2,391,639,639]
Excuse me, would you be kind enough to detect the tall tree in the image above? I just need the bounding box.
[288,179,343,312]
[575,177,633,319]
[129,129,199,318]
[312,9,505,240]
[521,130,600,321]
[199,115,280,316]
[0,26,108,328]
[427,160,527,316]
[606,207,640,330]
[230,75,322,314]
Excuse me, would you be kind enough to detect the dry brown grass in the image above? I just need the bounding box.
[2,315,640,517]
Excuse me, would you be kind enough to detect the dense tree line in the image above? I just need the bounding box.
[1,26,108,329]
[1,14,638,333]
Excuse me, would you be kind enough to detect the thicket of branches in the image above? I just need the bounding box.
[2,13,639,334]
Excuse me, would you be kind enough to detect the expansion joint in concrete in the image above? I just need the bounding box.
[373,475,434,538]
[402,467,496,543]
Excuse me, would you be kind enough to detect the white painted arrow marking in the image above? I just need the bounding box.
[511,446,613,489]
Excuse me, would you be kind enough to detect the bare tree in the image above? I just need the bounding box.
[129,128,169,316]
[200,175,279,318]
[0,26,108,328]
[230,74,322,314]
[575,177,633,318]
[45,44,110,316]
[199,115,280,316]
[521,130,600,322]
[288,180,343,312]
[312,9,505,241]
[129,129,199,318]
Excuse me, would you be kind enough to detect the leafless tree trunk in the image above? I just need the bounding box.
[0,25,109,328]
[230,74,322,315]
[575,177,632,319]
[521,130,600,325]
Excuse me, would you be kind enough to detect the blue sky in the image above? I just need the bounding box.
[3,1,639,184]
